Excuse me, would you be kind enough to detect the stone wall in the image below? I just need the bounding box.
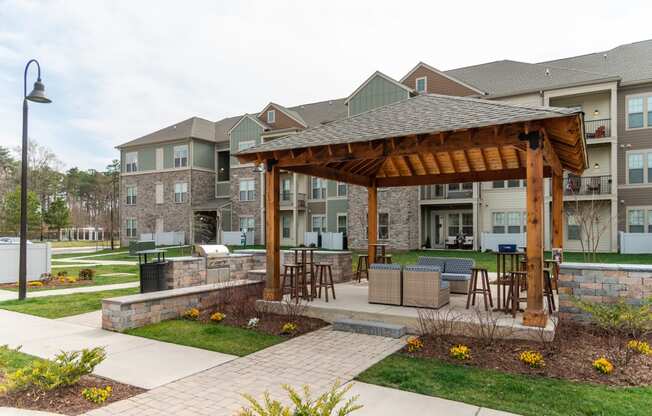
[347,185,419,251]
[558,263,652,321]
[230,166,262,244]
[235,249,353,282]
[190,170,216,206]
[164,257,206,289]
[102,280,264,332]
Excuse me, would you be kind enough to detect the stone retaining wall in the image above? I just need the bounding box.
[558,262,652,321]
[164,257,206,289]
[235,249,353,282]
[102,280,264,332]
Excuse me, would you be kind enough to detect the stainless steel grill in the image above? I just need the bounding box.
[195,244,230,269]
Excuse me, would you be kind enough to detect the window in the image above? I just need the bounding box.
[217,150,230,181]
[567,215,581,240]
[155,184,163,204]
[239,216,255,233]
[282,216,291,239]
[628,153,644,184]
[447,213,460,237]
[238,140,255,151]
[126,218,137,238]
[415,76,427,93]
[493,213,505,234]
[649,209,652,233]
[628,209,645,233]
[462,182,473,190]
[337,182,347,197]
[378,212,389,240]
[239,179,255,201]
[311,215,327,233]
[337,214,347,235]
[628,96,644,129]
[493,211,524,234]
[462,213,473,236]
[125,152,138,172]
[174,182,188,203]
[126,186,137,205]
[281,178,291,201]
[267,110,276,124]
[507,212,521,233]
[492,181,505,189]
[648,153,652,183]
[311,177,326,199]
[507,180,521,188]
[174,145,188,168]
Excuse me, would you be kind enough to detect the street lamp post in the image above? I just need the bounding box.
[19,59,51,301]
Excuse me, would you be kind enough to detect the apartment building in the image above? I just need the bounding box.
[117,40,652,253]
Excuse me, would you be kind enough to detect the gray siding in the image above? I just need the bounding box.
[193,140,215,170]
[230,117,264,165]
[348,75,410,116]
[327,199,348,232]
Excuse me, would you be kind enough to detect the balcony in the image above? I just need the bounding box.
[564,175,611,196]
[584,119,611,140]
[420,184,473,200]
[280,191,306,209]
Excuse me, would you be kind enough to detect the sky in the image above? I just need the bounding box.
[1,0,651,171]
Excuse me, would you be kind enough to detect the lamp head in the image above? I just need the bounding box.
[26,78,51,103]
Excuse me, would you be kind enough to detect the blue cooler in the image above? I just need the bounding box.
[498,244,517,253]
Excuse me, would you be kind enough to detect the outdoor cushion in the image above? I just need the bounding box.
[404,264,446,287]
[441,273,471,281]
[369,263,402,270]
[444,258,474,274]
[416,256,446,269]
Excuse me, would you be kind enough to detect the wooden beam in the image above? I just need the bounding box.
[523,132,547,328]
[402,156,414,176]
[368,185,377,265]
[385,157,399,177]
[479,148,489,171]
[264,161,281,301]
[284,164,372,188]
[552,172,564,251]
[376,167,552,187]
[540,128,563,176]
[416,153,430,175]
[496,147,505,170]
[430,152,441,174]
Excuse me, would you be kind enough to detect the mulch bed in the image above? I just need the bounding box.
[406,322,652,386]
[0,374,145,415]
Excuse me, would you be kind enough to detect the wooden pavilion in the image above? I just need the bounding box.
[236,94,587,327]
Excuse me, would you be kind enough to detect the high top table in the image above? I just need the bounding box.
[289,247,317,300]
[369,243,390,263]
[494,251,525,312]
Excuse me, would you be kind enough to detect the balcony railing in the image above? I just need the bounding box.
[564,175,611,196]
[584,118,611,140]
[280,191,306,208]
[420,184,473,200]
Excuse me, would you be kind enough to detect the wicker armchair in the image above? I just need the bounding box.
[402,265,450,308]
[368,263,402,306]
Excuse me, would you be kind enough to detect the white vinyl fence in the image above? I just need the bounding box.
[0,243,51,283]
[303,232,344,250]
[619,231,652,254]
[480,232,526,252]
[140,232,185,246]
[222,231,254,246]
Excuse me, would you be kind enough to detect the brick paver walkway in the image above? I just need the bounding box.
[86,328,405,416]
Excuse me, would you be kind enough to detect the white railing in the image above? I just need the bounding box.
[480,232,526,252]
[619,231,652,254]
[222,231,254,246]
[303,232,344,250]
[0,243,51,283]
[140,232,185,246]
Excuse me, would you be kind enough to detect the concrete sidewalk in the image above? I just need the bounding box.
[0,282,139,302]
[0,309,236,389]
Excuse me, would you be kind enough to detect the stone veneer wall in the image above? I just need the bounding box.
[230,166,262,244]
[347,185,419,251]
[102,280,264,332]
[558,263,652,321]
[165,254,259,289]
[236,249,353,282]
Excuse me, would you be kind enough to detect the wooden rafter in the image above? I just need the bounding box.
[377,166,552,187]
[402,156,414,176]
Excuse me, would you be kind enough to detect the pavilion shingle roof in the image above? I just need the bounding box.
[236,94,581,155]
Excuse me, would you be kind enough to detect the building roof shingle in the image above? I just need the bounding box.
[117,117,215,149]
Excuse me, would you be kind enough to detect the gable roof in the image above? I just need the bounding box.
[227,114,270,136]
[344,71,414,105]
[287,98,348,127]
[213,115,241,143]
[445,60,619,98]
[400,61,485,95]
[258,102,308,128]
[117,117,215,149]
[540,39,652,85]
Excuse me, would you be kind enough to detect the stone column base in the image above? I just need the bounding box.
[523,308,547,327]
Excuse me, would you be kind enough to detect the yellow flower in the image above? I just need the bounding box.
[627,340,651,355]
[519,351,545,368]
[593,357,614,374]
[210,312,226,322]
[281,322,298,334]
[449,344,471,361]
[406,337,424,353]
[183,308,200,320]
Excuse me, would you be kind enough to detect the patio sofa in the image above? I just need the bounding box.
[417,256,474,294]
[368,263,402,306]
[402,265,450,308]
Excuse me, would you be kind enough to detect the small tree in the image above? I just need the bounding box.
[567,196,610,262]
[44,197,70,240]
[2,187,41,236]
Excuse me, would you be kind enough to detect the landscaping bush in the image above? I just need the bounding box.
[183,308,200,320]
[519,351,545,368]
[237,382,362,416]
[0,346,106,393]
[406,337,423,353]
[449,344,471,361]
[593,357,614,375]
[56,271,68,278]
[82,385,113,404]
[281,322,298,335]
[574,297,652,339]
[78,269,96,281]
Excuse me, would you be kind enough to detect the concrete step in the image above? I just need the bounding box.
[333,318,407,338]
[247,269,266,281]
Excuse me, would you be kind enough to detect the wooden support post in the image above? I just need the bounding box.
[523,132,547,327]
[368,185,377,265]
[264,160,281,301]
[552,172,564,251]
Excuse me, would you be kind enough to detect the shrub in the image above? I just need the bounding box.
[237,382,362,416]
[406,337,423,353]
[67,277,77,284]
[627,340,651,355]
[210,312,226,323]
[0,347,106,392]
[449,344,471,361]
[593,357,614,374]
[247,317,259,329]
[183,308,200,320]
[519,350,545,368]
[573,297,652,339]
[78,269,95,281]
[56,271,68,278]
[281,322,298,335]
[82,385,113,404]
[28,281,44,287]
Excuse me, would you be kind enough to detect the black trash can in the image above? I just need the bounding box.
[136,249,168,293]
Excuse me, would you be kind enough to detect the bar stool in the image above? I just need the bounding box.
[378,254,393,264]
[355,254,369,282]
[544,260,560,294]
[315,262,336,302]
[282,263,304,299]
[544,268,556,313]
[466,267,493,311]
[506,271,528,317]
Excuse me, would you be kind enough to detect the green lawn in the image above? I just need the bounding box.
[125,319,284,356]
[0,346,36,374]
[52,245,193,262]
[357,354,652,416]
[49,240,118,248]
[0,288,139,318]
